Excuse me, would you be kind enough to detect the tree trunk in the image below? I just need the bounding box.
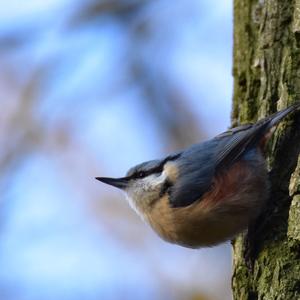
[232,1,300,299]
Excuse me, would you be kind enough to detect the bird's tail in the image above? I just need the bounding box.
[268,102,300,129]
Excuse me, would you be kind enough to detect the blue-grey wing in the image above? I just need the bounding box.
[169,104,300,208]
[169,139,219,207]
[168,128,263,208]
[213,103,300,170]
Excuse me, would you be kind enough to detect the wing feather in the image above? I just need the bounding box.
[169,104,300,207]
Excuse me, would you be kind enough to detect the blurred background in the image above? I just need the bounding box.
[0,1,233,299]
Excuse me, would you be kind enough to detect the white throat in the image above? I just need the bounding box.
[125,172,167,219]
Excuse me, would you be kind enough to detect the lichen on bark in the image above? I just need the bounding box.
[232,0,300,299]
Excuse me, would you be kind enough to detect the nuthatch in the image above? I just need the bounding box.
[96,104,299,248]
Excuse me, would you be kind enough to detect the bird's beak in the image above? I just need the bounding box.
[95,176,129,189]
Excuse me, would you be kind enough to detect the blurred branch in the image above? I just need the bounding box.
[0,29,37,52]
[137,67,205,150]
[0,64,71,190]
[129,42,204,150]
[67,0,149,28]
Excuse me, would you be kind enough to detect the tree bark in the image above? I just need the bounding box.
[232,1,300,299]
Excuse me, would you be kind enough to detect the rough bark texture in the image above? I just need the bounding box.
[232,1,300,299]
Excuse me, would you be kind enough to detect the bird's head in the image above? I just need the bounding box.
[96,154,180,214]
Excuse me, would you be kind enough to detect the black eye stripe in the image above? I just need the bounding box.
[130,153,181,180]
[132,166,162,179]
[133,168,159,179]
[136,171,146,178]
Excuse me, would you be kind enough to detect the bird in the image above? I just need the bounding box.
[96,103,299,248]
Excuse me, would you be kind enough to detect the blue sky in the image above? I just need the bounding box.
[0,1,233,299]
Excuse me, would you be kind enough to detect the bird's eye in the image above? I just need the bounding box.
[136,171,146,178]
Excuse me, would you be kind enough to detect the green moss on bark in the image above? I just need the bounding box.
[232,0,300,299]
